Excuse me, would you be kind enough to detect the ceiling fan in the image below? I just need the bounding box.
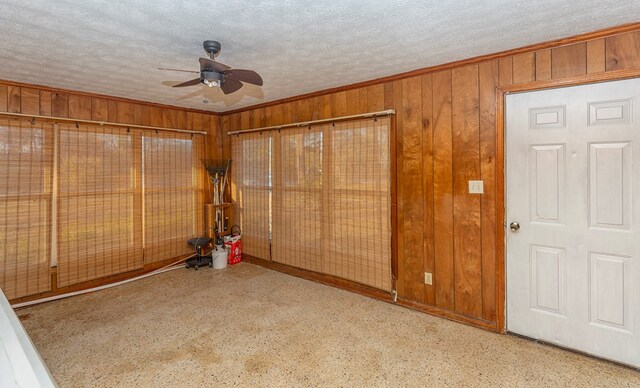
[159,40,263,95]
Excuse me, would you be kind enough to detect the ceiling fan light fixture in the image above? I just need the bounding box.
[203,79,220,88]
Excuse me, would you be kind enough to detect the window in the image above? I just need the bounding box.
[231,117,391,290]
[0,120,206,298]
[143,132,206,263]
[231,133,271,259]
[57,124,142,287]
[0,119,53,299]
[272,127,323,272]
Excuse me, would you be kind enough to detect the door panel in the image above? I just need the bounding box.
[506,78,640,368]
[530,144,565,224]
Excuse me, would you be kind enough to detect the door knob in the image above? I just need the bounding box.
[509,222,520,231]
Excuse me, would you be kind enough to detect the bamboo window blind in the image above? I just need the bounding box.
[272,126,323,272]
[0,119,206,299]
[57,124,143,287]
[230,132,271,259]
[0,119,53,300]
[143,132,206,264]
[231,117,391,290]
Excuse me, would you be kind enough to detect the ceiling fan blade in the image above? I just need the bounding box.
[199,57,231,72]
[173,78,202,87]
[158,67,199,74]
[221,79,243,95]
[223,69,263,86]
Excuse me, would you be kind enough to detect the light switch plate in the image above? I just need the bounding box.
[424,272,433,285]
[468,180,484,194]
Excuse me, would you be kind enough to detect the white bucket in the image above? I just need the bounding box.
[212,246,228,269]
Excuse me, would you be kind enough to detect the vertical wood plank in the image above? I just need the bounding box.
[117,102,136,124]
[187,111,200,131]
[498,57,513,86]
[605,31,640,71]
[247,110,255,128]
[319,94,332,119]
[294,99,311,122]
[384,81,397,282]
[282,102,293,123]
[512,53,535,84]
[552,43,587,79]
[330,91,347,117]
[254,108,265,128]
[451,64,482,318]
[211,115,224,158]
[393,79,404,296]
[39,91,51,116]
[133,104,144,125]
[535,49,552,80]
[51,93,69,118]
[271,104,282,125]
[271,103,284,126]
[149,106,163,127]
[0,85,7,112]
[383,82,394,110]
[68,95,92,119]
[358,87,368,113]
[586,39,606,73]
[139,105,150,126]
[479,60,498,322]
[401,76,424,302]
[176,110,187,129]
[307,97,320,121]
[91,98,110,121]
[366,84,384,112]
[0,85,9,112]
[421,74,435,305]
[309,97,321,121]
[221,114,235,160]
[108,100,118,122]
[263,105,273,126]
[161,109,178,128]
[20,88,40,115]
[240,110,251,130]
[432,70,454,310]
[7,86,21,113]
[346,89,360,115]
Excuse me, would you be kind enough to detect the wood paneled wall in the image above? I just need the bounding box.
[221,27,640,330]
[0,82,223,158]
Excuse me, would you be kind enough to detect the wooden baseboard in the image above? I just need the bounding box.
[10,255,190,306]
[242,255,394,303]
[396,298,499,332]
[243,255,500,333]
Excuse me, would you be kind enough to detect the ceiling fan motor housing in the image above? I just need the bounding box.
[203,40,222,58]
[202,70,223,82]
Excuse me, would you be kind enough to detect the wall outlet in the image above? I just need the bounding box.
[468,180,484,194]
[424,272,433,285]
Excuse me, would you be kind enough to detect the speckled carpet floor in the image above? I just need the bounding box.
[18,262,640,387]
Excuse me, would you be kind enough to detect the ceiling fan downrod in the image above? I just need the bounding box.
[203,40,222,59]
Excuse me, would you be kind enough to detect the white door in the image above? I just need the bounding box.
[506,78,640,367]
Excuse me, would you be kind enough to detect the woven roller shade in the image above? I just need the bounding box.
[232,116,391,290]
[143,131,206,263]
[271,127,323,272]
[230,132,271,260]
[323,118,391,290]
[0,119,53,299]
[57,124,143,287]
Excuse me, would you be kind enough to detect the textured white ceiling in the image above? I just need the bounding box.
[0,1,639,112]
